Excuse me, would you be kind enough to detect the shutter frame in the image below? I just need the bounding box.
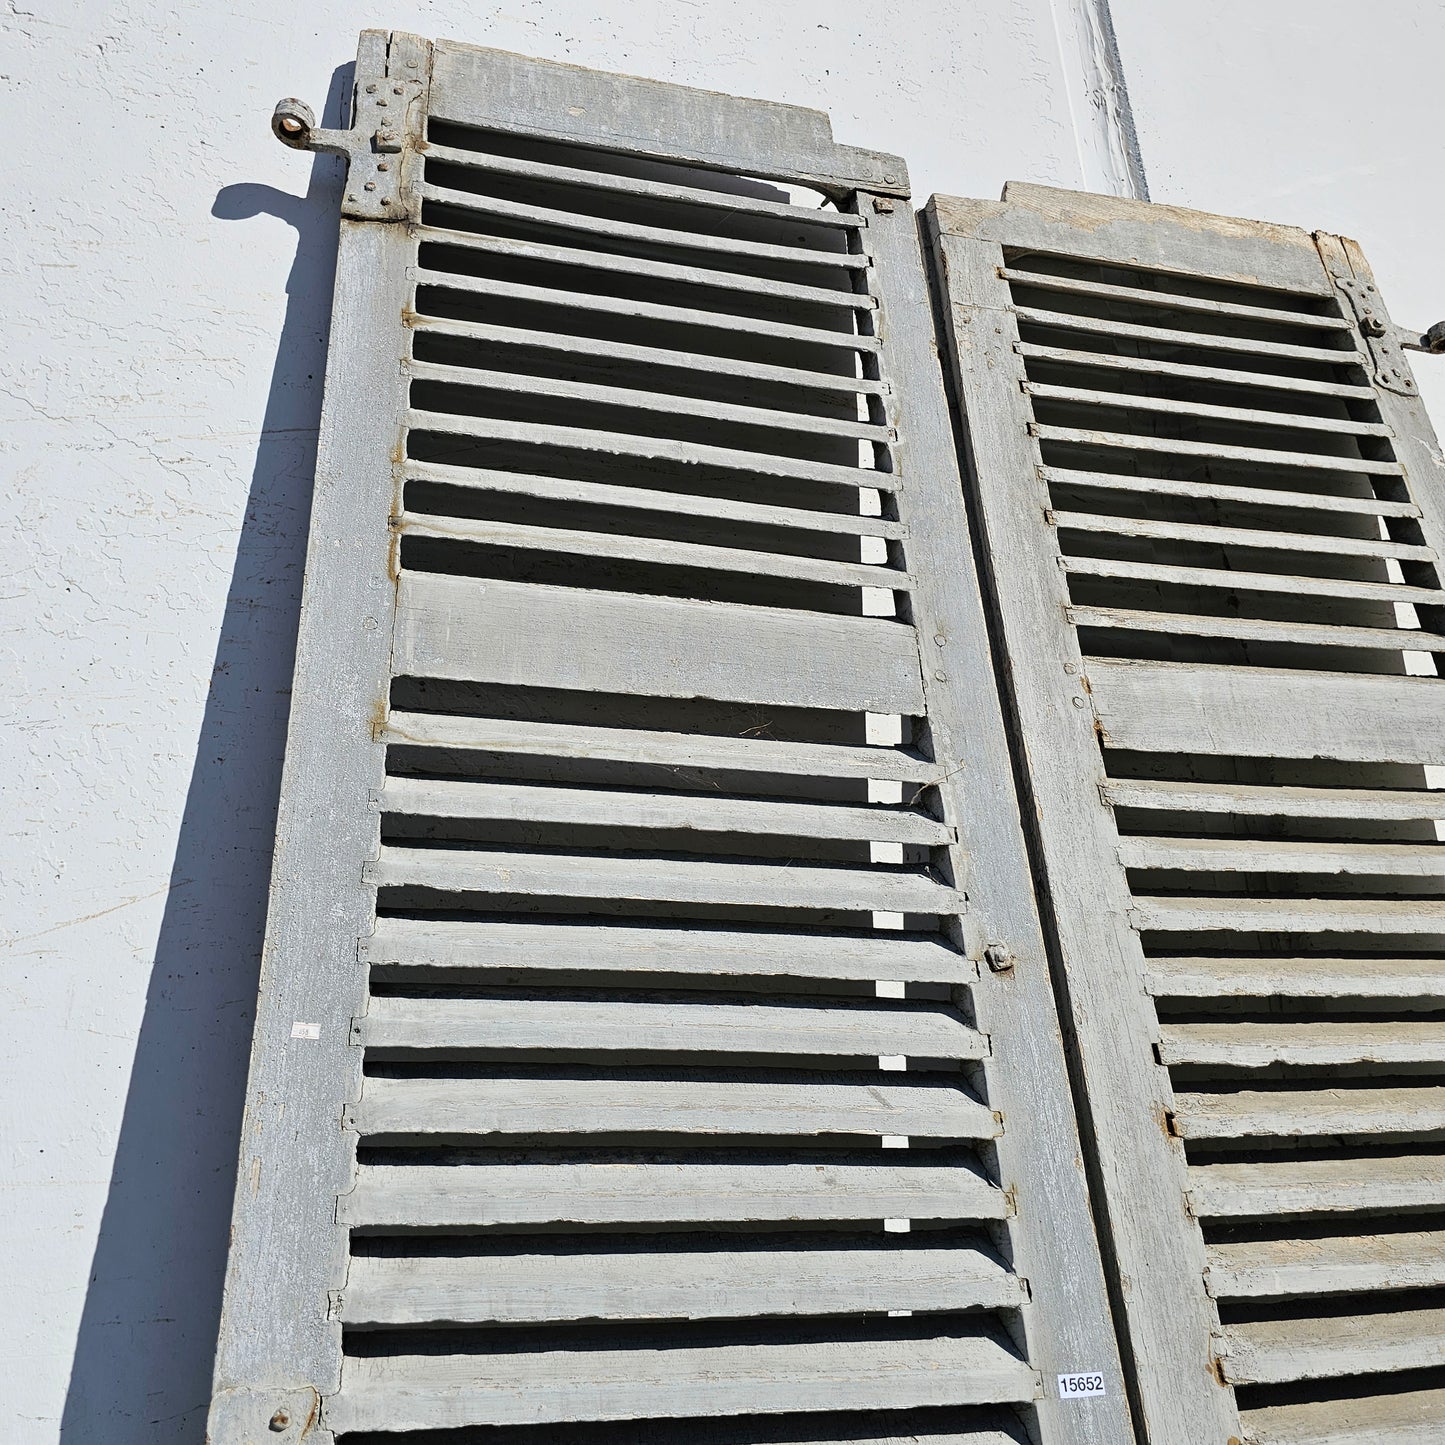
[927,181,1445,1444]
[212,44,1128,1443]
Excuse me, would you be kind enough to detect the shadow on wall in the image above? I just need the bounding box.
[58,66,351,1445]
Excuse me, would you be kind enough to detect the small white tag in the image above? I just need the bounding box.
[1057,1372,1107,1399]
[290,1021,321,1040]
[879,1054,907,1071]
[883,1217,911,1233]
[881,1135,909,1149]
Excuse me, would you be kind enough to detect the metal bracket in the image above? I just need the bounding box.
[1332,274,1421,396]
[272,30,430,222]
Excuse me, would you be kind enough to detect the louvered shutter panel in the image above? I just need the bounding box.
[208,36,1130,1445]
[927,182,1445,1444]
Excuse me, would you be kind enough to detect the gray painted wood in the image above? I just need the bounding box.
[379,775,946,844]
[401,456,910,541]
[1089,659,1445,765]
[421,139,870,226]
[1016,343,1376,400]
[867,201,1133,1442]
[1033,423,1405,475]
[1119,836,1445,875]
[324,1334,1040,1433]
[1134,896,1445,934]
[1055,510,1428,560]
[1174,1086,1445,1139]
[206,31,429,1445]
[420,181,872,270]
[427,39,909,196]
[347,1077,999,1140]
[998,266,1352,329]
[1160,1022,1445,1069]
[362,917,974,984]
[1189,1155,1445,1218]
[932,183,1334,294]
[1073,606,1445,653]
[393,572,927,713]
[1014,305,1360,363]
[1146,955,1445,1000]
[1223,1307,1445,1387]
[368,844,963,914]
[407,405,892,489]
[357,995,984,1059]
[1029,383,1385,436]
[1042,463,1419,517]
[1064,552,1445,607]
[339,1160,1007,1228]
[383,709,934,782]
[1207,1229,1445,1300]
[341,1244,1026,1324]
[416,224,876,309]
[397,510,911,591]
[927,200,1239,1441]
[1103,776,1445,821]
[1242,1386,1445,1445]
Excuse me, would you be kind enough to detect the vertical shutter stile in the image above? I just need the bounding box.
[927,182,1445,1444]
[209,34,1130,1445]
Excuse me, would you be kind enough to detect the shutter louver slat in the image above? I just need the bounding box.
[928,180,1445,1443]
[209,38,1127,1445]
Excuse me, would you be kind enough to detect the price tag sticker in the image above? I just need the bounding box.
[1057,1372,1107,1400]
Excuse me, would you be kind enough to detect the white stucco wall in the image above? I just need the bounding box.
[2,3,1441,1441]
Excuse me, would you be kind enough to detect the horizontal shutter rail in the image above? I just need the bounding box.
[421,180,872,270]
[1063,553,1445,607]
[345,1076,1000,1141]
[1244,1388,1445,1444]
[393,573,927,713]
[361,919,975,985]
[999,266,1353,331]
[409,315,891,399]
[1023,380,1390,437]
[1220,1307,1445,1388]
[397,511,914,593]
[1158,1021,1445,1068]
[1104,777,1445,821]
[324,1335,1041,1434]
[382,711,935,783]
[1031,423,1405,475]
[418,222,877,310]
[357,995,986,1060]
[401,459,910,541]
[340,1245,1024,1326]
[1043,466,1420,519]
[1146,956,1445,1000]
[339,1160,1009,1228]
[1119,835,1445,875]
[1132,896,1445,934]
[379,776,948,844]
[1174,1086,1445,1140]
[414,267,882,352]
[1069,605,1445,653]
[1189,1153,1445,1219]
[1013,305,1366,364]
[422,139,870,227]
[1053,508,1432,562]
[406,408,897,490]
[1206,1230,1445,1299]
[406,357,893,441]
[368,845,964,915]
[1015,341,1376,399]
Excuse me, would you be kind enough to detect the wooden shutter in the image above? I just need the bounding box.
[927,182,1445,1444]
[208,35,1130,1445]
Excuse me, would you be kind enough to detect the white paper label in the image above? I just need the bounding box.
[1057,1373,1107,1399]
[290,1021,321,1040]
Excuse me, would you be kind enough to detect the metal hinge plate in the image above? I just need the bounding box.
[272,30,432,222]
[1331,273,1421,397]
